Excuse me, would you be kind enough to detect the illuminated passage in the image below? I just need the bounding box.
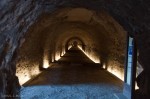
[21,46,123,99]
[16,8,126,89]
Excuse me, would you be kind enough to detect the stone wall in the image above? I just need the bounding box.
[0,0,44,98]
[16,8,126,86]
[0,0,150,98]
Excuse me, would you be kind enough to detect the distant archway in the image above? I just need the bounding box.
[65,37,85,52]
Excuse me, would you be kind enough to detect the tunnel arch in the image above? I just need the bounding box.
[65,37,86,52]
[16,7,127,86]
[0,1,149,98]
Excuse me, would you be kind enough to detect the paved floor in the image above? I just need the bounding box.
[20,47,123,99]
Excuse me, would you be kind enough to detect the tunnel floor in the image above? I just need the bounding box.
[20,47,123,99]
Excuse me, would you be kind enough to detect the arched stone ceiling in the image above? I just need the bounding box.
[18,7,127,62]
[31,8,127,52]
[0,0,150,97]
[15,8,127,84]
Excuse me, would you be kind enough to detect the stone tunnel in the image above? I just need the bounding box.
[0,0,150,99]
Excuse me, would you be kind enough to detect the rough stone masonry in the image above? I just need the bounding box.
[0,0,150,99]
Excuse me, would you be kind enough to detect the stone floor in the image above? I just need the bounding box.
[20,47,123,99]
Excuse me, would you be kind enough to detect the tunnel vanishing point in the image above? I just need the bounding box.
[0,0,150,99]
